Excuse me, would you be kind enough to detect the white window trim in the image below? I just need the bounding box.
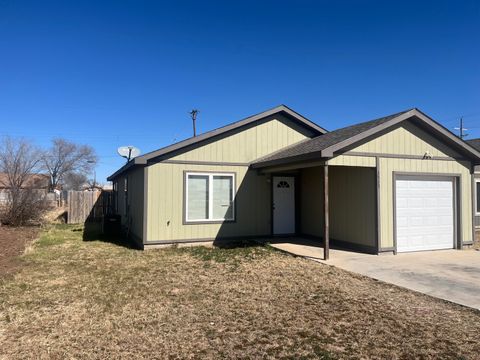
[185,172,235,223]
[475,178,480,216]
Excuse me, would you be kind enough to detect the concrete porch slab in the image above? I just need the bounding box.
[269,239,325,259]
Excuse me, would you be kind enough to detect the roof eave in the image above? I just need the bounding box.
[107,105,326,180]
[252,108,480,169]
[321,109,480,162]
[137,105,327,165]
[321,110,417,156]
[251,151,325,169]
[107,160,138,181]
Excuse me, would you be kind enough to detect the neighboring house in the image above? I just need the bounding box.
[0,173,50,202]
[108,105,480,256]
[466,138,480,230]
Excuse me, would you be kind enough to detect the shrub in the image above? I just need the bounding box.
[0,189,50,226]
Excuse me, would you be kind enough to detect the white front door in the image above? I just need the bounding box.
[273,176,295,235]
[395,177,455,253]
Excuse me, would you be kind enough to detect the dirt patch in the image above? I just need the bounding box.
[1,225,480,359]
[0,226,39,278]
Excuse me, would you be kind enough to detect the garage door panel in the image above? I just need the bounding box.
[395,178,454,253]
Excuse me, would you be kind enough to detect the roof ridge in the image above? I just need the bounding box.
[252,108,480,168]
[138,105,291,159]
[329,108,414,133]
[108,105,325,180]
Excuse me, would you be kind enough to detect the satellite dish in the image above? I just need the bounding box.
[117,146,141,162]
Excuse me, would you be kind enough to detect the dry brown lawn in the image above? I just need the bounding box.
[1,224,480,359]
[0,225,39,278]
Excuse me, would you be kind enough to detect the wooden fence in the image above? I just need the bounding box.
[67,191,101,224]
[67,190,115,224]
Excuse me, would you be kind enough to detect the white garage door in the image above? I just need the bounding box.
[395,177,455,253]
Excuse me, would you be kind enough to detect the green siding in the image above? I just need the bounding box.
[170,114,311,163]
[300,166,376,248]
[145,115,314,242]
[132,113,476,249]
[300,167,324,237]
[330,166,376,248]
[350,121,461,158]
[146,164,270,241]
[115,168,144,244]
[328,155,375,167]
[128,167,144,243]
[116,174,126,221]
[327,120,474,249]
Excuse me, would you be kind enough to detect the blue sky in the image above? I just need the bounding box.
[0,0,479,182]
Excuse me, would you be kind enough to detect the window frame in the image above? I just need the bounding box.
[475,178,480,216]
[184,171,236,224]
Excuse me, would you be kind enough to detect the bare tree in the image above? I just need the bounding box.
[41,138,97,191]
[0,137,48,225]
[63,172,88,191]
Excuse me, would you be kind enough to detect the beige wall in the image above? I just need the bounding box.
[330,166,376,248]
[144,115,314,242]
[300,166,324,237]
[146,164,270,241]
[116,174,126,220]
[327,121,474,248]
[350,121,461,158]
[114,168,144,244]
[328,155,375,167]
[131,116,476,249]
[299,166,376,249]
[170,114,312,163]
[128,167,144,242]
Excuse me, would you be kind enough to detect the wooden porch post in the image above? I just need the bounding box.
[323,164,329,260]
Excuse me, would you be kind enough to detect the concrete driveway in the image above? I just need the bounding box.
[319,249,480,310]
[270,240,480,310]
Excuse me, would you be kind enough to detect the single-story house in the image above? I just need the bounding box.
[0,173,50,203]
[108,105,480,257]
[466,138,480,230]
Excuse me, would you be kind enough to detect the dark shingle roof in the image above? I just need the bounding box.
[467,138,480,152]
[252,109,413,166]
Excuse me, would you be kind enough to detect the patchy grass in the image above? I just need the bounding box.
[1,225,480,359]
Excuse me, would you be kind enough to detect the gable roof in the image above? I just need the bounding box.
[252,108,480,169]
[108,105,326,180]
[467,138,480,152]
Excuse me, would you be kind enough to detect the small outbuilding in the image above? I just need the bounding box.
[108,106,480,257]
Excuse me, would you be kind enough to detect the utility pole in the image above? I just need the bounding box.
[189,109,199,137]
[454,117,468,139]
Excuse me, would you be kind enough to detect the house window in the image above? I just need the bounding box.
[476,179,480,215]
[185,172,235,222]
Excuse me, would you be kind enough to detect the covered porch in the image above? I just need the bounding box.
[258,161,378,260]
